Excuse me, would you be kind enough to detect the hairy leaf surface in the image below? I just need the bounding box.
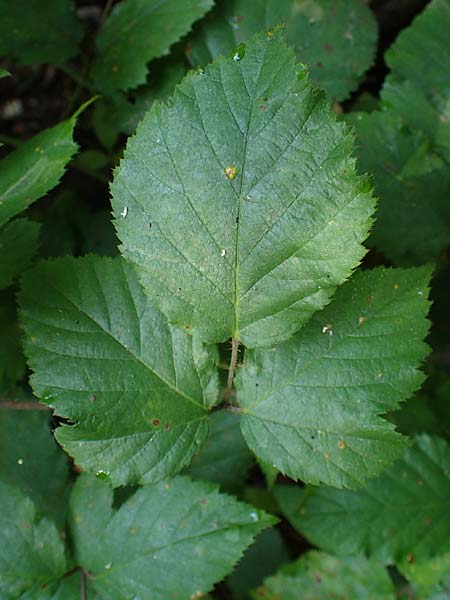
[252,551,395,599]
[91,0,213,93]
[0,481,66,597]
[349,111,450,264]
[279,435,450,563]
[0,115,80,229]
[189,0,378,101]
[112,31,374,347]
[381,0,450,162]
[20,256,218,486]
[237,267,431,487]
[69,473,276,599]
[0,0,82,65]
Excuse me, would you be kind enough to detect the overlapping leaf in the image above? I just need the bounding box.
[0,0,82,65]
[0,481,67,598]
[252,551,395,599]
[91,0,213,94]
[0,219,40,290]
[112,30,375,348]
[349,111,450,264]
[237,267,431,487]
[20,255,218,486]
[0,291,26,384]
[381,0,450,162]
[0,112,81,228]
[277,435,450,563]
[69,473,276,599]
[0,410,71,528]
[188,0,378,101]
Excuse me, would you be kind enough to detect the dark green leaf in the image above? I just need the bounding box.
[112,30,375,347]
[0,0,82,65]
[188,0,378,101]
[0,481,66,597]
[282,435,450,563]
[69,473,276,598]
[349,111,450,264]
[0,218,40,289]
[252,551,395,599]
[91,0,213,93]
[20,256,218,486]
[237,267,431,487]
[0,290,26,384]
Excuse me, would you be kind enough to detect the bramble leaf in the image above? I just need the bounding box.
[278,435,450,563]
[0,291,26,384]
[0,114,81,229]
[188,0,378,101]
[0,410,71,528]
[236,267,431,487]
[0,481,67,597]
[69,473,276,599]
[0,218,40,289]
[252,551,395,599]
[91,0,213,94]
[381,0,450,162]
[19,255,218,487]
[0,0,82,65]
[112,30,375,348]
[349,111,450,264]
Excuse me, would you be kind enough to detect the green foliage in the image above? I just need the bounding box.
[112,30,375,347]
[91,0,214,93]
[20,255,218,486]
[252,551,395,599]
[188,0,378,101]
[0,0,82,65]
[276,435,450,564]
[237,267,431,487]
[69,474,275,598]
[381,0,450,163]
[1,1,449,597]
[350,111,450,264]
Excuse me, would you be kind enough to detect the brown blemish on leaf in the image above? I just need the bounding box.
[338,440,346,449]
[358,316,366,325]
[152,419,160,427]
[225,166,238,180]
[324,43,334,53]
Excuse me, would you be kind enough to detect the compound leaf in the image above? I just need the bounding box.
[69,473,276,599]
[112,30,375,348]
[91,0,213,94]
[252,551,395,599]
[0,218,40,289]
[189,0,378,101]
[0,481,66,598]
[280,435,450,564]
[381,0,450,162]
[19,256,218,487]
[0,114,80,229]
[0,0,82,65]
[236,267,431,488]
[349,111,450,264]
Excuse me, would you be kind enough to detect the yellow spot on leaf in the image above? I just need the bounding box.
[225,166,237,180]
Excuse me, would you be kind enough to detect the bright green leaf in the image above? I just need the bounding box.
[69,473,276,599]
[0,410,71,528]
[282,435,450,563]
[0,218,40,289]
[252,551,395,599]
[349,111,450,264]
[91,0,213,94]
[19,255,218,486]
[0,0,82,65]
[0,114,80,229]
[0,481,66,597]
[237,267,431,488]
[399,553,450,598]
[0,69,10,78]
[186,409,253,492]
[189,0,378,101]
[112,30,375,348]
[381,0,450,162]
